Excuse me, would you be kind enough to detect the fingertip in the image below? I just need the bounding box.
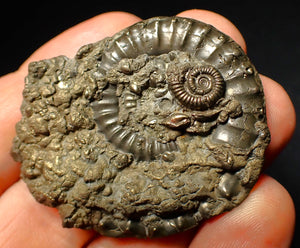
[251,175,295,247]
[86,229,195,248]
[0,73,23,195]
[177,9,247,51]
[189,175,295,248]
[0,180,94,248]
[260,74,296,162]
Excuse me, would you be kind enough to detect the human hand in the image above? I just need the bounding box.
[0,9,296,248]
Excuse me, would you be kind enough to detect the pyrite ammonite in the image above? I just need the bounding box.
[12,16,270,238]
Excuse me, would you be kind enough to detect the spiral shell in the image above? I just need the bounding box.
[13,16,270,239]
[168,65,225,110]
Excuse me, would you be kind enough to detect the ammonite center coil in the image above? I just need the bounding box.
[168,65,225,110]
[12,16,270,238]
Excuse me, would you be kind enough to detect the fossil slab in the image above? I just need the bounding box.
[12,16,270,238]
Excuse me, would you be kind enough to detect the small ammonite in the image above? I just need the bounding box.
[12,16,270,238]
[168,65,225,110]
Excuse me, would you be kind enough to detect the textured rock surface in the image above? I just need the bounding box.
[12,16,270,238]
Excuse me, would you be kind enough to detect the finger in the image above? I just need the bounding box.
[0,73,22,194]
[86,230,196,248]
[189,175,295,248]
[0,180,95,248]
[0,11,141,194]
[261,74,296,164]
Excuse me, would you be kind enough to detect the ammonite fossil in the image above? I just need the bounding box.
[12,16,270,238]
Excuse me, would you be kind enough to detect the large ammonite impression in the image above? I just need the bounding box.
[12,16,270,238]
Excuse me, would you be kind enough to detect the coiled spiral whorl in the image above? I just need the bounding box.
[168,65,225,110]
[12,15,271,240]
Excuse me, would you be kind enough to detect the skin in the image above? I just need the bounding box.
[0,9,296,248]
